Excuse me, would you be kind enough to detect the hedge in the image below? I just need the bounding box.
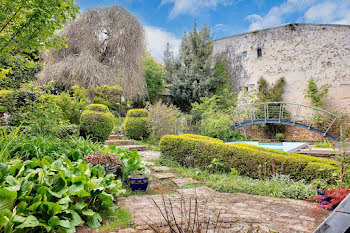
[159,134,345,183]
[86,104,109,113]
[124,117,150,140]
[126,109,149,117]
[80,110,115,141]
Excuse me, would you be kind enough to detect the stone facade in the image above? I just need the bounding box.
[214,23,350,114]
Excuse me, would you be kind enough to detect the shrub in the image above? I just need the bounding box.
[307,186,350,210]
[148,101,184,139]
[159,134,344,183]
[275,133,284,141]
[314,141,333,148]
[54,92,89,124]
[124,117,150,140]
[80,109,115,142]
[51,125,80,139]
[126,109,148,117]
[201,112,243,141]
[86,104,109,113]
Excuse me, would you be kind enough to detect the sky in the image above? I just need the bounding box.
[77,0,350,61]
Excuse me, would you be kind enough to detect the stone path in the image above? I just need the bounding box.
[115,150,329,233]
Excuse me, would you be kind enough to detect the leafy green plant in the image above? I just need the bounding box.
[0,126,21,163]
[106,146,148,183]
[275,133,284,141]
[0,157,125,232]
[86,104,109,113]
[314,141,333,148]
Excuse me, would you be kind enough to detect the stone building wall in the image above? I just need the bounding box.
[213,23,350,114]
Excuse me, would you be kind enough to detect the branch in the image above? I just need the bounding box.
[0,3,24,34]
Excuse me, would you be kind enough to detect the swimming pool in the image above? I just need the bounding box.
[227,141,308,152]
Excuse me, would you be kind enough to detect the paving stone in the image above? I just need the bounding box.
[146,161,155,166]
[109,135,124,140]
[152,172,176,180]
[138,150,161,160]
[105,140,133,146]
[118,186,329,232]
[151,166,171,172]
[116,145,147,151]
[172,178,198,187]
[117,228,137,233]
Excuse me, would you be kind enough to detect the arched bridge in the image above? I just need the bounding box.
[228,102,340,141]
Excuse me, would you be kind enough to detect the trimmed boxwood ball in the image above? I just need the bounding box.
[124,109,150,140]
[127,109,149,117]
[80,109,115,141]
[124,117,150,140]
[86,104,109,113]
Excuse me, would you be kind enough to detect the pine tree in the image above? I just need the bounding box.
[163,23,220,112]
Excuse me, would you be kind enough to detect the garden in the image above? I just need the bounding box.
[0,1,349,232]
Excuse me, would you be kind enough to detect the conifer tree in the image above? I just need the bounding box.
[163,23,220,112]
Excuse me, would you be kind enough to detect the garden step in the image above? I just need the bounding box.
[116,145,148,151]
[105,139,133,146]
[172,178,198,187]
[108,134,124,140]
[152,173,176,180]
[150,166,171,172]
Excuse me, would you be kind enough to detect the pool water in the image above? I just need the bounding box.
[227,141,308,152]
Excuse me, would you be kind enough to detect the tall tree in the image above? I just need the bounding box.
[163,24,219,112]
[0,0,79,73]
[37,6,147,102]
[143,53,164,103]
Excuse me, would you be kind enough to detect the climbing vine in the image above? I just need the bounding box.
[304,79,328,107]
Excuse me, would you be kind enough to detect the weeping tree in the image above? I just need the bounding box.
[37,6,147,102]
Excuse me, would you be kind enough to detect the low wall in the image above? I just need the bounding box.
[239,125,326,141]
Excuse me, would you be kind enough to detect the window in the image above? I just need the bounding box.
[257,48,262,57]
[243,51,247,58]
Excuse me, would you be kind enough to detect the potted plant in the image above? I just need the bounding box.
[83,151,123,179]
[129,171,149,192]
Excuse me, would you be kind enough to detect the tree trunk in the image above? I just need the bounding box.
[88,88,95,103]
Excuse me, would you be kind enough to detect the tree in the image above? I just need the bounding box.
[37,6,147,102]
[304,79,328,107]
[257,77,286,137]
[144,54,164,103]
[0,0,79,72]
[163,23,220,112]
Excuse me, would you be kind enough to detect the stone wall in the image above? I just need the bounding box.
[239,125,326,141]
[214,23,350,114]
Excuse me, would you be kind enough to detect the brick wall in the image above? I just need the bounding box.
[239,125,326,141]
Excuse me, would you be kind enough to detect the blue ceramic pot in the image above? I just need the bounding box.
[129,176,148,192]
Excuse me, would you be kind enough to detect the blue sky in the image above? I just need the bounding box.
[77,0,350,61]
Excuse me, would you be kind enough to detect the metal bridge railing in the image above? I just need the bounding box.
[227,102,340,139]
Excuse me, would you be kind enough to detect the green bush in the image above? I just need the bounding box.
[201,113,243,141]
[124,117,150,140]
[80,110,115,142]
[126,109,149,117]
[159,134,344,183]
[86,104,109,113]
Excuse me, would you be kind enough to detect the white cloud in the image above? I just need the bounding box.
[246,0,350,31]
[161,0,231,19]
[246,0,316,31]
[305,1,350,24]
[144,25,181,62]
